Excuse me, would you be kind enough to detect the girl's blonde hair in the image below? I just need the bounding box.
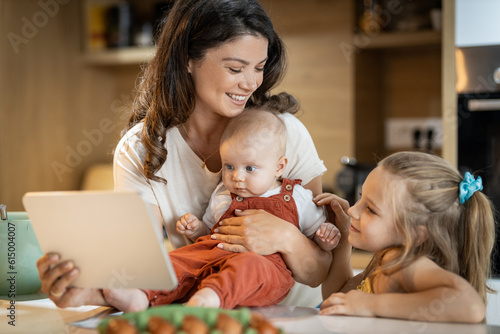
[364,151,496,302]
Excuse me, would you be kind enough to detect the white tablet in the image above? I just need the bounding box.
[22,190,178,290]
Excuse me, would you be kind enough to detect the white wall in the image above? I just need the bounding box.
[487,278,500,325]
[455,0,500,47]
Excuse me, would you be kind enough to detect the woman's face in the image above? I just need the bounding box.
[187,34,268,119]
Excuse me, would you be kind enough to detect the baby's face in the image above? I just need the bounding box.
[220,136,284,198]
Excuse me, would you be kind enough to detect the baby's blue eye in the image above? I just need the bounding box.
[246,166,256,172]
[225,164,234,171]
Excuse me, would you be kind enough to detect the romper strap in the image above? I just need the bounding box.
[280,178,302,201]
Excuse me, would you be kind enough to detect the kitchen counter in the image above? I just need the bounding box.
[1,295,499,334]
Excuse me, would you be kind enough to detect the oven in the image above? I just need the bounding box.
[456,45,500,277]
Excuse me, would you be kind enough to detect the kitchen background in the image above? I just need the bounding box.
[0,0,450,211]
[3,0,500,325]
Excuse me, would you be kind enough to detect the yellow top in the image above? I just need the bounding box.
[357,277,373,294]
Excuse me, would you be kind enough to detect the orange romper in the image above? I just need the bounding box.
[144,178,301,309]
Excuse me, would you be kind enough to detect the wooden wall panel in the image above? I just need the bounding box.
[262,0,355,192]
[354,51,385,164]
[442,0,457,166]
[0,1,121,210]
[354,45,442,162]
[382,46,442,119]
[0,0,355,210]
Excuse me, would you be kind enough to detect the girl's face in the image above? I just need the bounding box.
[347,166,405,253]
[187,34,268,119]
[220,135,286,198]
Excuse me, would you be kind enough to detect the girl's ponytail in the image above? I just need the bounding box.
[459,189,496,302]
[376,151,496,303]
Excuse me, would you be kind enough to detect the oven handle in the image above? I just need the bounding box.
[468,99,500,111]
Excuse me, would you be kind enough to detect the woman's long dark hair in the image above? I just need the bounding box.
[126,0,288,183]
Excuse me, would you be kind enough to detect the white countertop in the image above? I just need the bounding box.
[1,295,499,334]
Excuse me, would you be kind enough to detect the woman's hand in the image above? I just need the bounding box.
[37,253,149,312]
[37,253,106,308]
[211,209,285,254]
[212,209,332,286]
[320,290,376,317]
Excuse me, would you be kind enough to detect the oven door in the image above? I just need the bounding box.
[458,92,500,276]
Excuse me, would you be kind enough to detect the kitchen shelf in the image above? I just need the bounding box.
[353,28,442,163]
[356,30,442,50]
[81,46,155,65]
[80,0,166,66]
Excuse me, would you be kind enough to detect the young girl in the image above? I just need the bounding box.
[316,151,496,323]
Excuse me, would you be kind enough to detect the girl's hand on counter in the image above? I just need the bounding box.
[37,253,107,308]
[319,290,376,317]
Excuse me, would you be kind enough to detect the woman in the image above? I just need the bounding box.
[37,0,344,311]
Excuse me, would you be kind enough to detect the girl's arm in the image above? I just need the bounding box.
[211,176,333,287]
[321,232,353,297]
[320,256,486,323]
[313,193,354,298]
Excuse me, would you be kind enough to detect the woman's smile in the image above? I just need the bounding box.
[226,93,247,103]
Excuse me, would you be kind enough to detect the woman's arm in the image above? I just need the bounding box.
[320,257,486,323]
[212,176,332,286]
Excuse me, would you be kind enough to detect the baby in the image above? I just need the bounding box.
[143,106,340,309]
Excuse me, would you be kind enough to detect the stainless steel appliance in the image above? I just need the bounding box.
[455,0,500,277]
[456,44,500,276]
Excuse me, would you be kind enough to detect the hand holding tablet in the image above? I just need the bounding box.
[22,190,178,291]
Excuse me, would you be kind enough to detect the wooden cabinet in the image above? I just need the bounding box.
[352,2,443,164]
[354,33,442,163]
[80,0,171,65]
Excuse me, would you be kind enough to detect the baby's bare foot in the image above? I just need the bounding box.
[186,288,221,308]
[102,288,149,313]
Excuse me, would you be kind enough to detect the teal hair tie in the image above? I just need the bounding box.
[459,172,483,204]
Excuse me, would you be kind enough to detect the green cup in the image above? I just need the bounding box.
[0,211,43,296]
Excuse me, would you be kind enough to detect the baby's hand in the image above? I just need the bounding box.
[314,222,341,251]
[176,213,202,236]
[313,192,351,235]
